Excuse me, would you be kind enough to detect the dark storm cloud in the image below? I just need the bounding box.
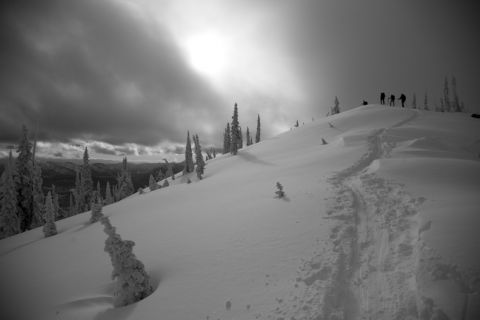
[277,0,480,113]
[0,0,228,146]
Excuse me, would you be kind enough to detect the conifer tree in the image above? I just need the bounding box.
[255,114,261,143]
[43,192,57,237]
[15,125,34,231]
[116,157,134,200]
[89,194,103,223]
[149,174,157,191]
[96,181,101,199]
[183,131,194,174]
[105,181,114,205]
[230,103,240,155]
[331,96,340,115]
[246,127,251,146]
[194,134,206,179]
[0,151,20,239]
[223,123,231,154]
[412,93,417,109]
[31,164,44,228]
[100,216,153,307]
[162,179,169,187]
[73,167,83,213]
[275,182,285,199]
[80,147,94,211]
[164,159,174,180]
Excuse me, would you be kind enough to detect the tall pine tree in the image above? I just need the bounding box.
[105,181,114,205]
[116,157,134,201]
[80,147,94,211]
[246,127,252,146]
[443,77,451,112]
[194,134,205,179]
[15,125,34,231]
[223,123,231,154]
[0,151,19,239]
[230,103,240,155]
[255,114,261,143]
[183,131,194,174]
[43,191,57,237]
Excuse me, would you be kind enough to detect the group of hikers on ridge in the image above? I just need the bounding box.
[380,92,407,107]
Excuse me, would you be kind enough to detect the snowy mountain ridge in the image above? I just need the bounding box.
[1,105,479,320]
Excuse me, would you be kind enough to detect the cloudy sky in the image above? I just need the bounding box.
[1,0,479,161]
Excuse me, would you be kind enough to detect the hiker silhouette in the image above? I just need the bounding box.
[389,94,396,106]
[399,94,406,107]
[380,92,386,105]
[362,100,368,105]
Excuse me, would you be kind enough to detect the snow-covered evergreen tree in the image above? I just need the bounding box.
[100,216,154,307]
[162,179,169,187]
[51,185,60,219]
[275,182,285,199]
[89,194,103,223]
[116,157,134,200]
[321,138,328,145]
[73,167,83,213]
[80,147,94,211]
[0,151,19,239]
[68,192,76,217]
[15,125,34,231]
[105,181,114,205]
[149,174,157,191]
[230,103,240,155]
[412,93,417,109]
[183,131,194,174]
[194,134,205,179]
[164,159,174,181]
[331,96,340,115]
[255,114,261,143]
[42,191,57,237]
[246,127,252,146]
[223,122,231,154]
[30,164,44,228]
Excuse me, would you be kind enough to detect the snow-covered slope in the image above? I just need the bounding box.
[1,105,479,320]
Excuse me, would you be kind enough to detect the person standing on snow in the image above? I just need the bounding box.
[399,93,406,107]
[389,94,396,106]
[380,92,386,105]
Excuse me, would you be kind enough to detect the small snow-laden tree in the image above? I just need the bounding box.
[164,159,174,181]
[255,114,261,143]
[230,103,240,155]
[275,182,285,199]
[412,93,417,109]
[331,96,340,115]
[194,134,206,179]
[89,194,104,223]
[51,185,60,219]
[183,131,194,174]
[162,179,169,187]
[43,192,57,237]
[105,181,114,205]
[321,138,328,145]
[0,151,20,239]
[100,216,154,307]
[149,174,157,191]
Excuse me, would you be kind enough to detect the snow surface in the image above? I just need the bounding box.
[1,105,479,320]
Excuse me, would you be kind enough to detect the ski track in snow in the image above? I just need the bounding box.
[268,110,477,320]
